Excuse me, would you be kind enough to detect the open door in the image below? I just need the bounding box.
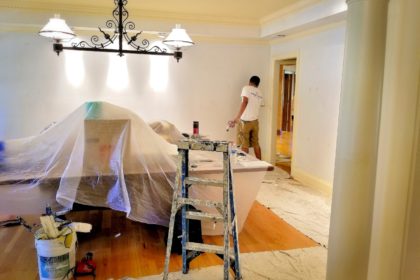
[276,60,296,174]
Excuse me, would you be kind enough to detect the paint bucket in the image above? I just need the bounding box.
[35,230,77,280]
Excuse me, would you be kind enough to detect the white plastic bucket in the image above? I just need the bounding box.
[35,230,77,280]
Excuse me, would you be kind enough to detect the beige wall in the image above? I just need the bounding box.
[268,24,345,192]
[0,31,270,148]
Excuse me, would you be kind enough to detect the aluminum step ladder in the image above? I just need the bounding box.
[163,139,242,280]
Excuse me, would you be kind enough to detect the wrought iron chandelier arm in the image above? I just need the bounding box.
[126,31,141,45]
[71,32,118,49]
[70,17,119,49]
[123,22,170,53]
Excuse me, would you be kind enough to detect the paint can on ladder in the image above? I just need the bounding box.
[193,121,199,137]
[35,229,77,280]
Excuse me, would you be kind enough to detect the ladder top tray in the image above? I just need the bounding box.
[177,139,229,152]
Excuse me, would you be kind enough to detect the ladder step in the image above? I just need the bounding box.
[186,211,224,222]
[178,198,224,209]
[185,177,224,187]
[186,242,233,256]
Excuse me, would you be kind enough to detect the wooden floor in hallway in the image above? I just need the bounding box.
[276,130,293,174]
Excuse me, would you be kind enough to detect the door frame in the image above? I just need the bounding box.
[266,53,300,171]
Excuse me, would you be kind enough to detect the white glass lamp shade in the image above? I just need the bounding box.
[39,14,75,40]
[163,24,194,48]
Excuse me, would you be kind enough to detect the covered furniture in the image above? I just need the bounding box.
[0,102,271,235]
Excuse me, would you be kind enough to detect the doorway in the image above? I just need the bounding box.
[276,59,296,174]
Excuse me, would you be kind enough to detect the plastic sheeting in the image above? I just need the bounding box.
[149,120,185,145]
[0,102,180,226]
[257,167,331,247]
[131,247,327,280]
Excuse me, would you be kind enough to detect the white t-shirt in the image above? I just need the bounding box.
[240,85,263,121]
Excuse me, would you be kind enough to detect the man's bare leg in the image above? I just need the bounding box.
[253,145,261,160]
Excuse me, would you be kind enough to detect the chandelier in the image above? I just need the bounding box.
[39,0,194,62]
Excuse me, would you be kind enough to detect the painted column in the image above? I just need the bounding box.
[326,0,388,279]
[368,0,420,278]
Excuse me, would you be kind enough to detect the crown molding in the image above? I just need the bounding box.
[261,0,322,24]
[269,20,345,45]
[0,2,259,26]
[192,35,269,46]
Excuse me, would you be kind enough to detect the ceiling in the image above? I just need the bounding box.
[0,0,308,25]
[0,0,345,40]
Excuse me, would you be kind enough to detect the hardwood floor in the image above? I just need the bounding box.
[0,202,317,279]
[276,131,292,174]
[276,131,292,159]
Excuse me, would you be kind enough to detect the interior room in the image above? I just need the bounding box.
[0,0,418,279]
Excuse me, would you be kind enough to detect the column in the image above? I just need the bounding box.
[326,0,388,279]
[368,0,420,278]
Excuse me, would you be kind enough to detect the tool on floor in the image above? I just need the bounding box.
[163,139,242,280]
[0,216,33,231]
[74,252,96,279]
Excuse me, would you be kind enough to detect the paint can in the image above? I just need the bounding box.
[35,230,77,280]
[193,121,199,136]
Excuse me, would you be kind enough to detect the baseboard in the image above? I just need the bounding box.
[291,167,332,196]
